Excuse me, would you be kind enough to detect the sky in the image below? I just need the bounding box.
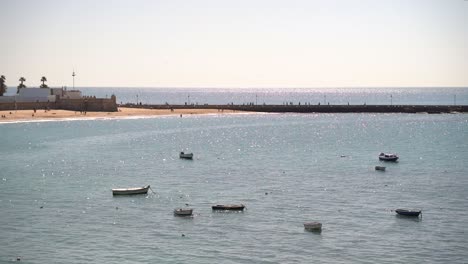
[2,0,467,88]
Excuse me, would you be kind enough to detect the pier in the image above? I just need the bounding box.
[121,104,468,114]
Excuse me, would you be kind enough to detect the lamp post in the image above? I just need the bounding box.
[72,71,76,90]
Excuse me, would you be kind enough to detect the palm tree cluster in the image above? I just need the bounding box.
[0,75,6,96]
[0,76,51,95]
[17,77,27,93]
[40,76,48,88]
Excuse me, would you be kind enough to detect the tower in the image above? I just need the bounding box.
[72,70,76,90]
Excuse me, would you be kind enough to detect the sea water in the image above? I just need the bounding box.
[77,87,468,106]
[1,111,468,263]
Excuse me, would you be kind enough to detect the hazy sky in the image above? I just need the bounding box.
[2,0,467,88]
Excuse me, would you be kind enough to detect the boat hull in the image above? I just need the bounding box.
[395,209,421,217]
[375,166,386,171]
[212,204,245,211]
[112,185,150,195]
[379,157,398,162]
[179,152,193,159]
[304,222,322,231]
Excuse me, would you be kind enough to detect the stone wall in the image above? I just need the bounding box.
[0,96,118,112]
[0,101,52,111]
[56,98,117,112]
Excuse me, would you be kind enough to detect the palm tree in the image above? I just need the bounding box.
[17,77,26,93]
[40,76,48,88]
[0,75,7,96]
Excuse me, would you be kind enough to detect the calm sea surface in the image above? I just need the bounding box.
[77,87,468,106]
[1,111,468,263]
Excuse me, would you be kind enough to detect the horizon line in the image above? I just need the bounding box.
[60,85,468,89]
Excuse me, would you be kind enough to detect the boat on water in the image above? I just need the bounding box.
[212,204,245,211]
[379,152,399,162]
[395,209,421,217]
[112,185,150,195]
[304,222,322,231]
[375,166,386,171]
[179,152,193,159]
[174,208,193,216]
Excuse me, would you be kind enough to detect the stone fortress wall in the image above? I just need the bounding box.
[0,96,118,112]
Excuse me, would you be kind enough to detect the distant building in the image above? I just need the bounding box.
[18,88,56,102]
[50,88,82,99]
[0,87,117,112]
[0,87,82,102]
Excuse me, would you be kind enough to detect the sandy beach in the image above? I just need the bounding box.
[0,107,243,123]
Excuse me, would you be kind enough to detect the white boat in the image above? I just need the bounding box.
[375,166,386,171]
[179,152,193,159]
[304,222,322,231]
[379,152,399,162]
[112,185,150,195]
[174,208,193,216]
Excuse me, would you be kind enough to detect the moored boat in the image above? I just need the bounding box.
[174,208,193,216]
[379,152,399,162]
[179,152,193,159]
[112,185,150,195]
[212,204,245,211]
[375,166,386,171]
[304,222,322,231]
[395,208,421,217]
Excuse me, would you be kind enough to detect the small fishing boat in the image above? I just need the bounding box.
[174,208,193,216]
[304,222,322,231]
[212,204,245,211]
[379,152,399,162]
[179,152,193,159]
[112,185,150,195]
[375,166,386,171]
[395,208,421,217]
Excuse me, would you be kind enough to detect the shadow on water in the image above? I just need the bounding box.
[395,214,422,222]
[304,229,322,235]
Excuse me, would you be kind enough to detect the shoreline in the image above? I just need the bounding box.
[0,107,247,124]
[1,104,466,124]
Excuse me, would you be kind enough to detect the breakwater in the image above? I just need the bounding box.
[122,104,468,113]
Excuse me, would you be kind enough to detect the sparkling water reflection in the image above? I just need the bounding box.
[1,113,468,263]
